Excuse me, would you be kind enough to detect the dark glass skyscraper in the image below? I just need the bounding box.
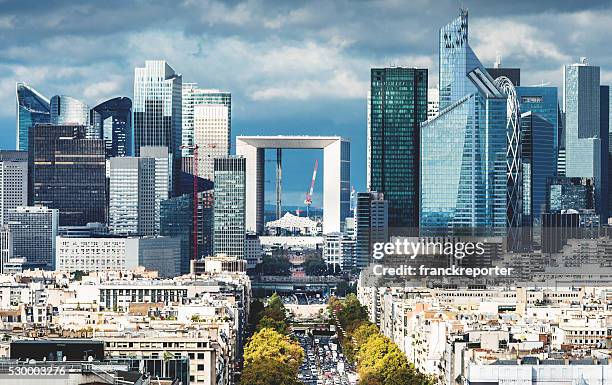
[160,194,193,274]
[368,67,427,232]
[28,124,107,226]
[520,112,556,225]
[91,97,133,158]
[16,82,50,151]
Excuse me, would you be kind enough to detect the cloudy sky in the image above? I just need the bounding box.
[2,0,612,206]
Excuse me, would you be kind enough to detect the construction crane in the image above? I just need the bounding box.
[304,160,318,218]
[180,144,199,261]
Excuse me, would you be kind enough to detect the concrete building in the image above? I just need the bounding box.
[0,226,12,274]
[55,236,140,273]
[244,233,262,270]
[0,151,28,225]
[354,191,388,269]
[236,136,350,234]
[193,103,231,181]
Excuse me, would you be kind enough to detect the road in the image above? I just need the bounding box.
[295,333,355,385]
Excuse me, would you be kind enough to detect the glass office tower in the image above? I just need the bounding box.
[50,95,90,129]
[213,156,246,258]
[368,67,427,232]
[181,84,231,158]
[133,60,182,195]
[28,124,106,227]
[91,97,133,158]
[563,59,607,218]
[520,112,556,225]
[420,9,507,235]
[160,194,193,274]
[16,82,50,151]
[516,86,559,158]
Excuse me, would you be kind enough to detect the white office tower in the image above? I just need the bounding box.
[0,151,28,225]
[181,84,231,158]
[109,156,156,236]
[194,104,231,180]
[0,226,12,273]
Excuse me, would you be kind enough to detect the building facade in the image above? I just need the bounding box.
[520,112,556,226]
[6,206,58,270]
[50,95,91,136]
[213,157,246,258]
[355,191,388,269]
[0,151,28,225]
[0,226,11,274]
[181,84,231,158]
[194,104,231,181]
[516,86,560,159]
[16,82,50,151]
[109,156,156,236]
[133,60,182,195]
[90,97,133,158]
[56,236,140,273]
[420,9,507,236]
[563,59,608,219]
[28,124,106,227]
[160,194,193,274]
[368,67,427,233]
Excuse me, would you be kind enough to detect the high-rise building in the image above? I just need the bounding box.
[563,59,608,218]
[133,60,182,195]
[520,112,556,225]
[108,156,156,236]
[160,194,193,275]
[368,67,427,233]
[516,86,560,157]
[16,82,50,151]
[486,67,520,87]
[140,146,170,233]
[194,104,231,181]
[0,226,12,274]
[28,124,106,227]
[427,87,439,121]
[420,9,507,235]
[6,206,58,270]
[90,97,133,158]
[354,191,388,269]
[181,84,231,158]
[0,151,28,225]
[213,156,246,258]
[137,236,182,278]
[50,95,91,136]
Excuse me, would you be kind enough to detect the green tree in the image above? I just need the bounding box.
[256,316,289,335]
[261,293,287,322]
[302,255,327,276]
[262,255,292,276]
[248,299,265,325]
[240,358,301,385]
[243,328,304,374]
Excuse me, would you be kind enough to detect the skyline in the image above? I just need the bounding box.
[3,0,612,205]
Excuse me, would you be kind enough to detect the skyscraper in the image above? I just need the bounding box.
[16,82,50,151]
[420,9,507,235]
[181,84,231,158]
[108,156,156,236]
[563,59,608,218]
[520,112,556,225]
[193,104,231,181]
[515,86,560,157]
[354,191,388,270]
[0,226,12,273]
[50,95,91,134]
[160,194,193,274]
[140,146,170,233]
[28,124,106,227]
[133,60,182,195]
[91,97,133,158]
[6,206,58,270]
[213,156,246,258]
[368,67,427,233]
[0,151,28,225]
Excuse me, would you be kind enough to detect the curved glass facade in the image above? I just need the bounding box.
[421,10,507,235]
[91,97,133,158]
[16,82,50,151]
[50,95,90,128]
